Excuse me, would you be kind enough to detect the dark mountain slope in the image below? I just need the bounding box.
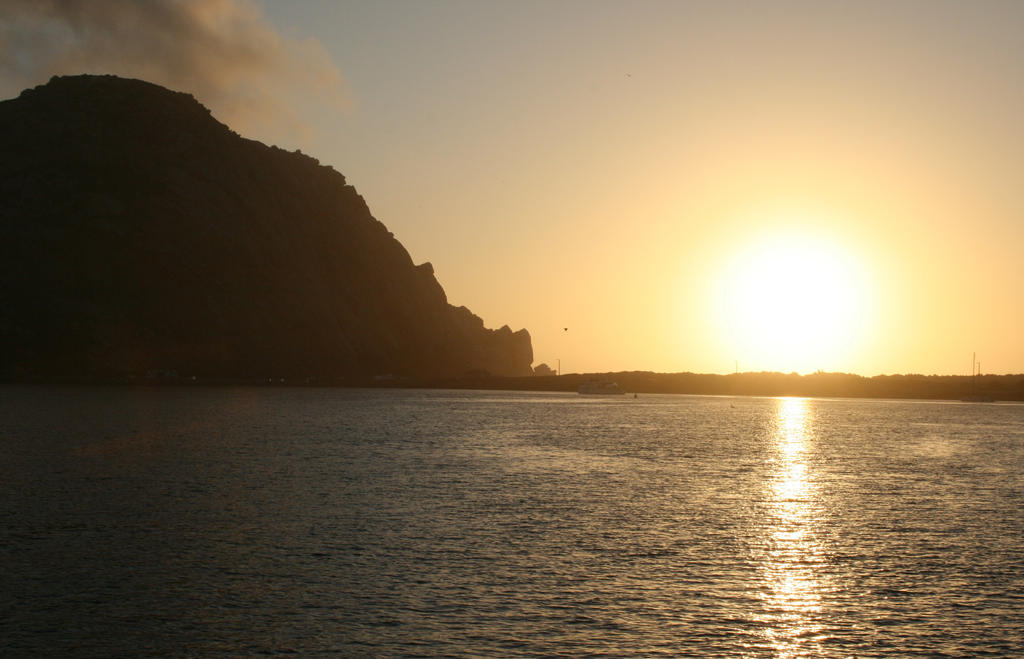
[0,75,532,380]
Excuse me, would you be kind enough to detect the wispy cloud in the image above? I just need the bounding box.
[0,0,348,147]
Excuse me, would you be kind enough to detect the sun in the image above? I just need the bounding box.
[713,232,872,373]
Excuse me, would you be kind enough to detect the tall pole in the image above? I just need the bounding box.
[557,358,561,377]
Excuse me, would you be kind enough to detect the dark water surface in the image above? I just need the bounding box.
[2,386,1023,656]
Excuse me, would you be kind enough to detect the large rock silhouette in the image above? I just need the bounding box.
[0,75,532,380]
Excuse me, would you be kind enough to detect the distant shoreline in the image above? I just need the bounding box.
[5,371,1023,402]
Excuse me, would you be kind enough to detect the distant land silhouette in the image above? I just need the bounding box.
[0,75,532,381]
[394,371,1024,402]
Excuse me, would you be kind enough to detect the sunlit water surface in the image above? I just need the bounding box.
[2,387,1023,656]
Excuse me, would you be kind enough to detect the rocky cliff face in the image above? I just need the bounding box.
[0,75,532,379]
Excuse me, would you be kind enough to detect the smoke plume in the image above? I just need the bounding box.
[0,0,348,147]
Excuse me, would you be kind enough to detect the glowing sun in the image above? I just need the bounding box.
[714,233,872,372]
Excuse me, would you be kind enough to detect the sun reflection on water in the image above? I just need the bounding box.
[758,397,827,657]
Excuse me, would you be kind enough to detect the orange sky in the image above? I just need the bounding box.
[4,1,1023,375]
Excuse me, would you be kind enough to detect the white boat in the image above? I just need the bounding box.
[578,380,626,395]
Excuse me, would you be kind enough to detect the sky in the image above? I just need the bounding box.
[3,0,1023,376]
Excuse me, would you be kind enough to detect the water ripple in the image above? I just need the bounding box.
[1,387,1023,656]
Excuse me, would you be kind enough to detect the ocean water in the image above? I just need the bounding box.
[1,386,1023,657]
